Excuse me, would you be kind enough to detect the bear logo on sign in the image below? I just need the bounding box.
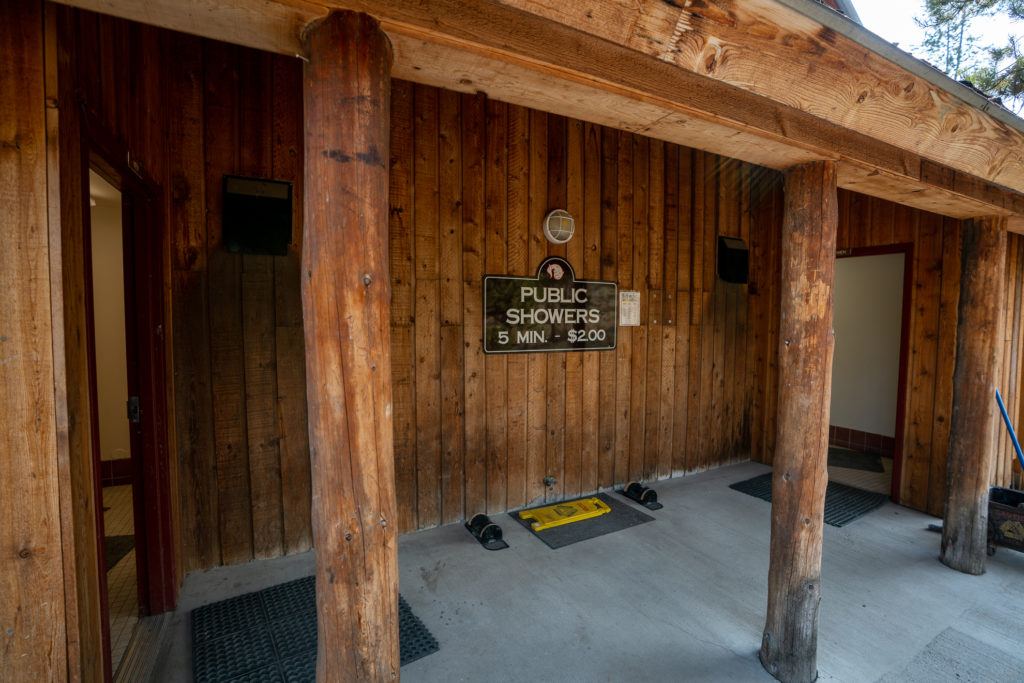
[545,262,565,281]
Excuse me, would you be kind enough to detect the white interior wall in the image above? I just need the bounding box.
[89,170,131,462]
[829,252,904,437]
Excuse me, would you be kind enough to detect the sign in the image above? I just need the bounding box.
[619,291,640,327]
[484,257,617,353]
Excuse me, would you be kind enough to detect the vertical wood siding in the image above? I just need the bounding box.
[57,9,310,574]
[53,10,1023,580]
[749,188,1024,515]
[1,3,70,680]
[389,87,758,531]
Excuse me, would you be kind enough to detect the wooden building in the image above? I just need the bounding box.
[2,0,1024,681]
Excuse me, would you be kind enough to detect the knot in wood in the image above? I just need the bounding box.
[17,547,31,559]
[344,532,353,541]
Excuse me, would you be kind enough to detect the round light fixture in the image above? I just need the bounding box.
[543,209,575,245]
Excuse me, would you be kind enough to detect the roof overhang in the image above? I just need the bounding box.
[52,0,1024,231]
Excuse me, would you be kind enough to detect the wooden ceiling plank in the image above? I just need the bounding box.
[48,0,1024,223]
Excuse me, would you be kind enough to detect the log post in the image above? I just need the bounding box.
[760,161,837,683]
[302,12,398,681]
[940,217,1007,575]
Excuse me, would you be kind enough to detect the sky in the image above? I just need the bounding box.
[855,0,1022,66]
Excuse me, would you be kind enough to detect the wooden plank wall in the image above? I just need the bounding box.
[1,3,71,680]
[56,8,311,579]
[53,9,1024,587]
[749,188,1024,515]
[389,82,759,532]
[999,233,1024,491]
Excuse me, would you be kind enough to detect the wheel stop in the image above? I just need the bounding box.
[465,513,509,550]
[620,482,663,510]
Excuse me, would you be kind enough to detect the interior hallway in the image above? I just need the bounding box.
[152,462,1024,682]
[103,484,138,674]
[828,453,893,495]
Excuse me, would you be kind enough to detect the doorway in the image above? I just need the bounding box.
[84,147,176,680]
[88,169,138,673]
[829,245,912,501]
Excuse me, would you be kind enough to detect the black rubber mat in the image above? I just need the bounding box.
[729,473,888,527]
[192,576,438,682]
[828,446,885,473]
[511,492,655,549]
[104,534,134,570]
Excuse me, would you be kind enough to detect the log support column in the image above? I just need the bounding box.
[302,12,398,681]
[940,217,1007,575]
[760,161,837,683]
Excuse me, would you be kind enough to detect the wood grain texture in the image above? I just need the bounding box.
[56,7,1024,609]
[941,218,1007,575]
[52,7,106,678]
[52,0,1024,222]
[303,11,399,680]
[57,7,315,578]
[389,83,755,531]
[760,161,837,683]
[1,2,70,680]
[749,187,1024,516]
[491,0,1024,198]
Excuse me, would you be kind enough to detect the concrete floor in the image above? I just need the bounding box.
[153,462,1024,682]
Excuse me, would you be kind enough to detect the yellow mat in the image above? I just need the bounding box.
[517,497,611,532]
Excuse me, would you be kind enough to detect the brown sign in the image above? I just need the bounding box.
[483,257,617,353]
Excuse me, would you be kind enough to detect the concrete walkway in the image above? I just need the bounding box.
[154,462,1024,682]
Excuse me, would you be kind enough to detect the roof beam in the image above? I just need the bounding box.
[51,0,1024,225]
[491,0,1024,196]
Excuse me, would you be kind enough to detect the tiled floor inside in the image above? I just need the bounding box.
[103,484,138,675]
[828,452,893,494]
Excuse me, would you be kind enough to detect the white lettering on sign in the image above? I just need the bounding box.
[519,286,589,304]
[505,307,601,325]
[483,256,617,354]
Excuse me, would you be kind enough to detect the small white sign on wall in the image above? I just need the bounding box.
[619,291,640,327]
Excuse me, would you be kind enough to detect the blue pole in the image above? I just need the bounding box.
[995,388,1024,472]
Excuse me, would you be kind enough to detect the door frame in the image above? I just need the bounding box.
[834,243,913,503]
[79,113,177,679]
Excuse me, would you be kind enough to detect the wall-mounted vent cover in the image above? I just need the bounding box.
[543,209,575,245]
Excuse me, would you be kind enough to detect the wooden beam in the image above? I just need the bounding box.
[761,161,837,683]
[494,0,1024,196]
[302,11,399,680]
[1,1,70,680]
[50,0,325,56]
[51,0,1024,224]
[940,217,1007,575]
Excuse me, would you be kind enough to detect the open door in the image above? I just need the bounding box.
[829,244,913,502]
[85,149,175,680]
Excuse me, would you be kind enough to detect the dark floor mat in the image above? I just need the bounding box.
[191,576,438,682]
[104,535,134,570]
[828,446,885,473]
[729,473,888,527]
[511,493,655,549]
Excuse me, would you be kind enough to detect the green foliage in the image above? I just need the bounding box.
[915,0,1024,111]
[916,0,1001,77]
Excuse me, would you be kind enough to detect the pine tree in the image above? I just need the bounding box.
[915,0,1023,112]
